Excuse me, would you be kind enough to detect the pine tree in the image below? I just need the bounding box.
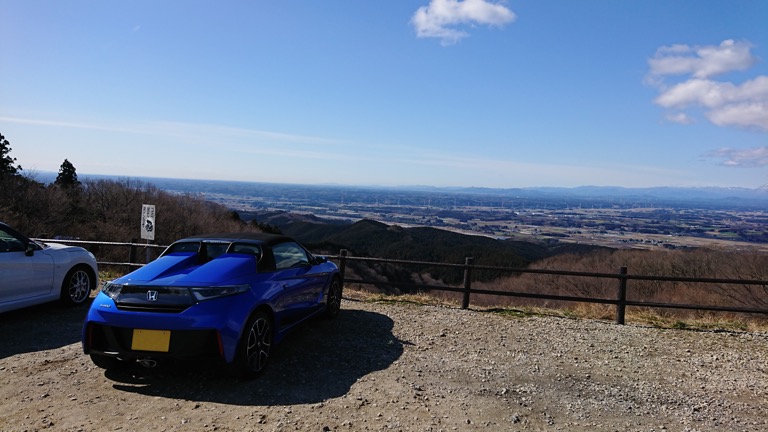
[55,159,81,189]
[0,133,22,177]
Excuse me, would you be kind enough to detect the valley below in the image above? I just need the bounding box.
[191,182,768,253]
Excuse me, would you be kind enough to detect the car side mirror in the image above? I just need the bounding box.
[313,255,328,264]
[25,244,35,256]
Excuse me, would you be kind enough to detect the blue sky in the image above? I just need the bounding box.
[1,0,766,189]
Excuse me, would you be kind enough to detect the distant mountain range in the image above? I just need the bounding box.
[33,172,768,208]
[397,184,768,201]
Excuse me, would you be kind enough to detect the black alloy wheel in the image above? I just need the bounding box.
[238,310,273,379]
[323,277,342,319]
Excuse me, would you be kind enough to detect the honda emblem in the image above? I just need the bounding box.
[147,290,159,301]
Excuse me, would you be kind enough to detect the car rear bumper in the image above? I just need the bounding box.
[82,291,259,363]
[84,323,223,361]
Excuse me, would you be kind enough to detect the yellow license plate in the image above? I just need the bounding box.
[131,329,171,352]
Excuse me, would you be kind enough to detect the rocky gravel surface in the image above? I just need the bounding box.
[1,293,767,432]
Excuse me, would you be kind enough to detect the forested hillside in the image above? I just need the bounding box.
[245,210,768,318]
[1,133,264,243]
[1,175,258,241]
[243,211,611,285]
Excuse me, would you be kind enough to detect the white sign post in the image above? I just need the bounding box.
[141,204,156,241]
[141,204,156,263]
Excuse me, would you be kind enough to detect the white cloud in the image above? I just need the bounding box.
[411,0,516,45]
[654,76,768,109]
[0,115,343,145]
[707,102,768,130]
[649,39,755,79]
[647,40,768,132]
[707,146,768,168]
[665,112,694,125]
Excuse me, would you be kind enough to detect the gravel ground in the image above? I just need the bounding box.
[1,292,766,432]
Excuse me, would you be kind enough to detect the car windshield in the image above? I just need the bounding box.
[204,242,229,260]
[0,227,26,252]
[164,240,262,263]
[166,241,201,254]
[230,243,262,257]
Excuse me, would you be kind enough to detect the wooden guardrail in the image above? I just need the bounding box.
[330,250,768,325]
[37,239,768,324]
[35,238,167,269]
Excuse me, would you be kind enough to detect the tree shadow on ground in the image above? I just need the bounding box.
[105,308,405,406]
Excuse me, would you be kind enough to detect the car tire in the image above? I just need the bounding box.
[323,277,343,319]
[234,310,273,379]
[60,265,94,306]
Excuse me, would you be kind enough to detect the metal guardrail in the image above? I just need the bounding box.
[39,239,768,324]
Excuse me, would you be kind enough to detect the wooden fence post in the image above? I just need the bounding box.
[129,239,137,269]
[461,257,474,309]
[616,266,628,325]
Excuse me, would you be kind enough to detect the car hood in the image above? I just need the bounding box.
[118,253,256,286]
[42,242,89,253]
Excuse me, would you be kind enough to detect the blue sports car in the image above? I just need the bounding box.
[82,232,342,378]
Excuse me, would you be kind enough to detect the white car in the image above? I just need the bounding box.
[0,222,98,313]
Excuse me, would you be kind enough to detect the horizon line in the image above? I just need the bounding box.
[28,170,767,193]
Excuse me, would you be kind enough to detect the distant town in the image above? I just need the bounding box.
[133,176,768,253]
[36,172,768,252]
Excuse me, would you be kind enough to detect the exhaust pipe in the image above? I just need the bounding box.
[137,358,158,368]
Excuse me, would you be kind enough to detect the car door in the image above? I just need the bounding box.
[0,230,55,304]
[271,241,326,325]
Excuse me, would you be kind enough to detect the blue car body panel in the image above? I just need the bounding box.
[82,233,340,365]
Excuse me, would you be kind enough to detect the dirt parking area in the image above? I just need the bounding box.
[1,292,767,431]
